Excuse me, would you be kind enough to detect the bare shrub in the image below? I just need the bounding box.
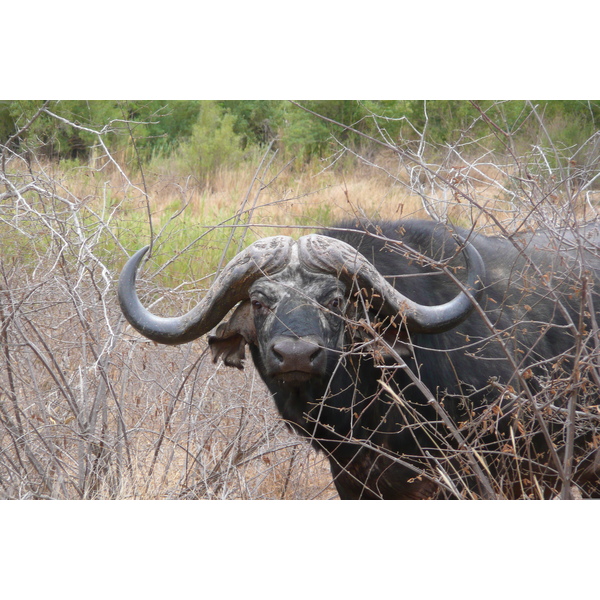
[2,101,599,499]
[291,100,600,498]
[0,107,335,499]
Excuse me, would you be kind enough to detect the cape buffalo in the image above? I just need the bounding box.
[118,219,600,499]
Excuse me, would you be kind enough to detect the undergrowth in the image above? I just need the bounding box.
[1,102,599,499]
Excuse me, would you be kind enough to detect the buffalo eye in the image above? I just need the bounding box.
[327,296,344,312]
[251,298,270,313]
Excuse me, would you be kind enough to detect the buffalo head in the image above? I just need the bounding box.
[118,232,486,394]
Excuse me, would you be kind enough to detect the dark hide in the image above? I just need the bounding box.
[209,219,600,499]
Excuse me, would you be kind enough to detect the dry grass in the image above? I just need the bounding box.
[2,125,600,499]
[4,150,414,500]
[0,260,336,499]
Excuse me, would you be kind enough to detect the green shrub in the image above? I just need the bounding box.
[172,102,243,187]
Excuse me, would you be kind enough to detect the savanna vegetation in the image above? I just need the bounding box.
[1,100,600,499]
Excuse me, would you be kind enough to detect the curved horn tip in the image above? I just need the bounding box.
[118,245,151,322]
[119,246,150,293]
[131,245,150,263]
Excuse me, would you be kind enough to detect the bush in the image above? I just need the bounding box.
[2,100,600,499]
[171,101,243,188]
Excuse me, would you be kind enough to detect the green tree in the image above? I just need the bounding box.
[174,101,243,186]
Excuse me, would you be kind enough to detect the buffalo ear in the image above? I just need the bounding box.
[208,301,257,370]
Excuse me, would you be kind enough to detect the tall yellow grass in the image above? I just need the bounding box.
[2,143,598,499]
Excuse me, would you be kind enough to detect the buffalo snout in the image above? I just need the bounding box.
[267,336,326,383]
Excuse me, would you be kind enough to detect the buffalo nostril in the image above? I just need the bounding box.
[272,346,284,363]
[269,337,325,374]
[309,346,322,363]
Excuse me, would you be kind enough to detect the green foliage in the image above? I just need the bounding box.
[279,100,408,160]
[123,100,203,157]
[219,100,282,147]
[281,104,333,161]
[1,101,124,158]
[3,100,599,172]
[0,101,16,142]
[171,101,243,186]
[407,100,599,144]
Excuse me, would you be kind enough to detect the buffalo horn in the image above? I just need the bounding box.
[118,236,294,344]
[297,232,485,334]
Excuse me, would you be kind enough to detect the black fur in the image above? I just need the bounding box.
[218,219,600,498]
